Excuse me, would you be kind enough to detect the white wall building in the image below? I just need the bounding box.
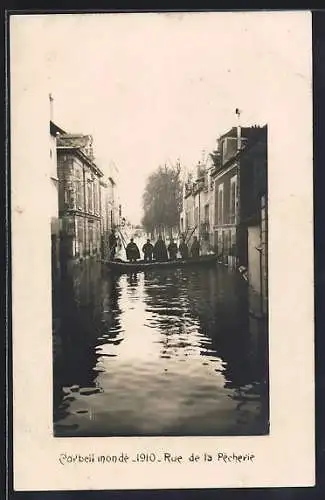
[49,118,63,279]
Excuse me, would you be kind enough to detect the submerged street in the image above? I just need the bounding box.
[53,252,269,437]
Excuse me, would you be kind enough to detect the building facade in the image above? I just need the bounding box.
[50,121,66,282]
[210,124,268,313]
[100,175,120,259]
[240,129,268,316]
[210,126,266,268]
[56,133,104,262]
[181,157,215,253]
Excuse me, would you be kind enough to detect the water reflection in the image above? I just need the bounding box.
[53,261,269,436]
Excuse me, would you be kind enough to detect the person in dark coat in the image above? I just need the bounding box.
[142,239,154,262]
[190,236,200,258]
[179,237,189,259]
[108,230,117,259]
[167,239,178,260]
[126,238,140,262]
[153,235,168,262]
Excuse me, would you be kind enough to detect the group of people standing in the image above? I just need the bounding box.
[132,235,200,262]
[108,230,201,263]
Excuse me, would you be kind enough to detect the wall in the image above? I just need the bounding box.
[49,134,59,218]
[214,164,237,228]
[247,225,261,294]
[100,182,110,259]
[260,195,268,315]
[49,133,60,281]
[183,194,194,234]
[57,150,102,261]
[213,164,238,262]
[221,136,238,164]
[181,164,215,253]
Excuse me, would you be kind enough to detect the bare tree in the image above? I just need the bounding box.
[142,163,182,238]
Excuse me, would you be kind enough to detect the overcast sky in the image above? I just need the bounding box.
[11,12,311,223]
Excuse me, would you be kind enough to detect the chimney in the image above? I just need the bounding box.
[235,108,242,151]
[197,161,202,180]
[49,93,54,122]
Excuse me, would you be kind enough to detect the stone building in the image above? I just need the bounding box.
[210,126,265,268]
[211,124,268,313]
[56,133,104,262]
[50,120,66,282]
[100,175,119,259]
[180,156,214,253]
[240,128,268,316]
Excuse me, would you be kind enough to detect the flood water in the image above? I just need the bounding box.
[53,260,269,437]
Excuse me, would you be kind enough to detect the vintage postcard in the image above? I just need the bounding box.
[10,10,314,490]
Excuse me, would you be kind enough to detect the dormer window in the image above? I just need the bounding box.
[222,137,237,164]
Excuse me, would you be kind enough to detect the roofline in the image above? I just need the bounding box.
[211,125,267,178]
[218,125,266,141]
[50,120,67,136]
[57,146,104,177]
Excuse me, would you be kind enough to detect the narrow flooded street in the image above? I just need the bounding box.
[53,259,269,437]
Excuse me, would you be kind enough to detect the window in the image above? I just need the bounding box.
[67,187,74,209]
[204,204,209,224]
[88,222,93,254]
[204,172,209,191]
[75,173,83,210]
[93,182,98,214]
[87,182,93,213]
[217,184,224,226]
[229,174,238,224]
[222,138,238,164]
[77,218,84,256]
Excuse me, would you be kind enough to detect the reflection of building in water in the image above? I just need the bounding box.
[101,274,119,331]
[183,266,267,390]
[53,260,111,415]
[126,272,139,288]
[142,269,198,358]
[141,267,262,384]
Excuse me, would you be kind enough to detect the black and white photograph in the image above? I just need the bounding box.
[10,10,314,490]
[44,14,269,438]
